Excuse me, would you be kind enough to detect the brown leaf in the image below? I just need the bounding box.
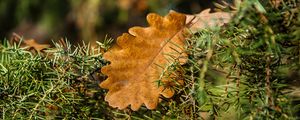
[100,11,188,111]
[186,9,232,32]
[11,33,50,52]
[100,9,232,111]
[23,39,51,52]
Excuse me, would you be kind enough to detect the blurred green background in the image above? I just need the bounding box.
[0,0,221,45]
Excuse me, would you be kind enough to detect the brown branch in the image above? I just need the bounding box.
[265,56,274,107]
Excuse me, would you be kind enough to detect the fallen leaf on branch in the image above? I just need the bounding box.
[100,11,188,111]
[11,33,51,52]
[22,39,51,52]
[186,9,232,32]
[101,9,232,111]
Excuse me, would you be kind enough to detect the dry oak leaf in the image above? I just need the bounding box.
[100,11,189,111]
[11,33,50,52]
[100,9,232,111]
[186,9,232,33]
[23,39,51,52]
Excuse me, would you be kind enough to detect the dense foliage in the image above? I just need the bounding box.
[0,0,299,119]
